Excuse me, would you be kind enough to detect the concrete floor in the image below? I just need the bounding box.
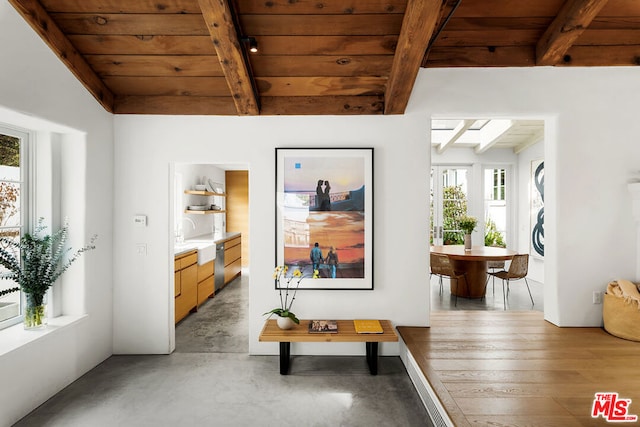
[15,273,431,427]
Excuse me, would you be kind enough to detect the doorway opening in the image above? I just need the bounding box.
[170,163,250,354]
[429,118,545,312]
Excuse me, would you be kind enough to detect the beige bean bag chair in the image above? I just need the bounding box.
[603,279,640,342]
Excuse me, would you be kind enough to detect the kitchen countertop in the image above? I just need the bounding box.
[173,231,241,256]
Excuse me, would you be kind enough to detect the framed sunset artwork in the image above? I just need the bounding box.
[275,147,374,290]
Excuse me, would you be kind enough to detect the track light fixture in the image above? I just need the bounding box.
[241,36,258,53]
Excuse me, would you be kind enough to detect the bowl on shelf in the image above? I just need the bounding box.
[187,205,208,211]
[194,184,207,191]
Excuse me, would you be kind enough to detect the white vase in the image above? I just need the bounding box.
[276,316,295,330]
[464,234,472,251]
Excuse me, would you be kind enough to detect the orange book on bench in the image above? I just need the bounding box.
[354,319,383,334]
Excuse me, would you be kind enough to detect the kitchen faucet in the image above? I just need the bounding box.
[176,217,196,244]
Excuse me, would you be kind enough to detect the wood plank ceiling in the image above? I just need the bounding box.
[8,0,640,116]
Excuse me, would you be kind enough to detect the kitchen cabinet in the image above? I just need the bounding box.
[224,235,242,285]
[214,233,242,292]
[175,250,198,323]
[197,259,215,307]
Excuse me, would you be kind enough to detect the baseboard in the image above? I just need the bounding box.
[399,337,454,427]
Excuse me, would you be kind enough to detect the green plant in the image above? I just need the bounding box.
[458,215,478,235]
[0,218,97,307]
[484,218,506,247]
[263,265,318,324]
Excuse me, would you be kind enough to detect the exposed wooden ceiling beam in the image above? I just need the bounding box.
[198,0,259,115]
[437,120,474,154]
[536,0,610,66]
[384,0,441,115]
[8,0,114,112]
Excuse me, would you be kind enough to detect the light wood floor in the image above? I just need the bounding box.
[398,311,640,427]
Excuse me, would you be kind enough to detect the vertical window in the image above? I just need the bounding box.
[0,127,28,329]
[484,167,507,247]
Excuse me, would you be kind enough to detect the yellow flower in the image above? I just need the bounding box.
[293,269,302,278]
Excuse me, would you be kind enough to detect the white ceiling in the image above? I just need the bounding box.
[431,119,544,154]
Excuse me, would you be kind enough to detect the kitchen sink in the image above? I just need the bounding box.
[175,240,216,265]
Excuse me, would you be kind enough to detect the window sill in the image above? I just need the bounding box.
[0,315,88,357]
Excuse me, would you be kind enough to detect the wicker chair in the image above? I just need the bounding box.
[430,252,468,306]
[485,260,505,296]
[487,254,534,310]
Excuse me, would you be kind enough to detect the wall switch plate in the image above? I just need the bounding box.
[134,215,147,227]
[136,244,147,256]
[593,291,603,304]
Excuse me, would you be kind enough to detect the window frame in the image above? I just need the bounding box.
[0,124,30,330]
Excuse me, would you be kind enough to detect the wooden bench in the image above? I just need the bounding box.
[259,319,398,375]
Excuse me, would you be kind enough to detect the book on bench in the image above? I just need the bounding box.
[353,319,384,334]
[308,320,338,333]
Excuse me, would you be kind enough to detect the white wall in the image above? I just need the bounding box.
[412,67,640,326]
[0,3,114,426]
[113,114,431,355]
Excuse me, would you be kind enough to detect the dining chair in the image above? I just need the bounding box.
[485,260,505,296]
[487,254,534,310]
[430,252,468,306]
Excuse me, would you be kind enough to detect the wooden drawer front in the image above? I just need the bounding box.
[174,271,181,297]
[224,258,242,284]
[226,236,241,248]
[176,263,198,323]
[174,259,181,271]
[197,276,214,306]
[181,252,198,268]
[198,260,214,282]
[224,243,242,266]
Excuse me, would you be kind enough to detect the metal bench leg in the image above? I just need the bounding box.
[366,342,379,375]
[279,342,290,375]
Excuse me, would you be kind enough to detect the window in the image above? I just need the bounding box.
[0,126,28,329]
[484,167,508,247]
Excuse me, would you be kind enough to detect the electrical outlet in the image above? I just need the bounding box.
[593,291,603,304]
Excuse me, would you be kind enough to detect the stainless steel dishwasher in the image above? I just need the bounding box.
[214,242,225,292]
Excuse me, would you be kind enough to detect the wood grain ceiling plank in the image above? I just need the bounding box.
[85,55,224,77]
[443,17,553,31]
[237,0,407,14]
[590,17,640,29]
[103,76,230,96]
[384,0,441,114]
[555,45,640,66]
[51,13,209,36]
[250,55,392,77]
[575,29,640,45]
[424,48,537,68]
[8,0,114,112]
[452,0,565,18]
[255,76,386,96]
[198,0,259,115]
[240,14,403,36]
[599,0,640,16]
[260,96,384,115]
[40,0,202,14]
[251,35,398,55]
[114,95,238,115]
[536,0,610,66]
[68,35,215,55]
[435,30,544,47]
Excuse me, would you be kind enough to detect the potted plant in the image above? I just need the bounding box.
[458,215,477,250]
[264,265,318,329]
[0,218,97,329]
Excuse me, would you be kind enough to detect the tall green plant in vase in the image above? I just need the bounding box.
[0,218,97,329]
